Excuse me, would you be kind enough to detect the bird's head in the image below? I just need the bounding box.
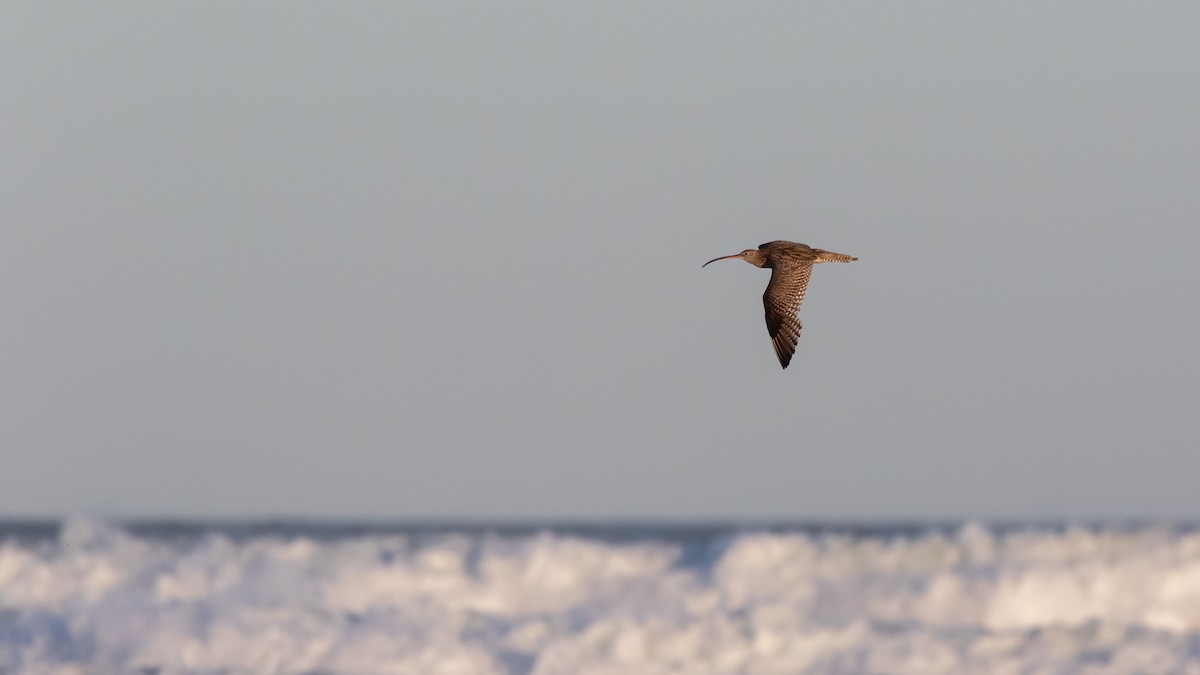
[702,248,766,268]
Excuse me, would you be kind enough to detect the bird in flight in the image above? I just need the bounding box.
[703,240,857,369]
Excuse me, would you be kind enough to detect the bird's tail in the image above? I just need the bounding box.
[815,250,857,263]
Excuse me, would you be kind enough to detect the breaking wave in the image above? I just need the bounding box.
[3,518,1200,674]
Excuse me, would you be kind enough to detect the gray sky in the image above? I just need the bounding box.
[3,3,1198,522]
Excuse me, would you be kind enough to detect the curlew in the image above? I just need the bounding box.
[703,240,857,369]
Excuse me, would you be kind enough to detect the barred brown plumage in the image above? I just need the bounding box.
[702,240,857,369]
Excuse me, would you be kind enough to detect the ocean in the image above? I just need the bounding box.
[3,517,1200,674]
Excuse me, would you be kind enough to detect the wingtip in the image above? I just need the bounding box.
[776,347,793,369]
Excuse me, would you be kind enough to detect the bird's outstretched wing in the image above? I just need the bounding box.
[763,262,813,369]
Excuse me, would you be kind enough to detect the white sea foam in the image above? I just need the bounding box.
[3,518,1200,674]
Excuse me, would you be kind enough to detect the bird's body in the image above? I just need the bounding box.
[703,240,857,369]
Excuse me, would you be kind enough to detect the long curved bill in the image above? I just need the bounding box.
[702,253,741,268]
